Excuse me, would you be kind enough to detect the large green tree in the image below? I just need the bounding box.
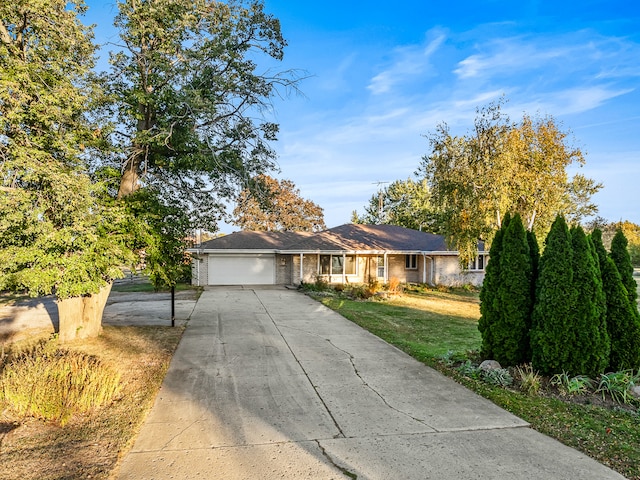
[531,216,576,375]
[493,213,533,366]
[353,178,437,231]
[568,226,609,376]
[419,99,601,262]
[610,229,638,307]
[592,229,640,370]
[105,0,297,220]
[478,213,510,359]
[0,0,133,341]
[232,174,325,232]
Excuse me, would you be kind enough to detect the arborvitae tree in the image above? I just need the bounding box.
[610,229,638,307]
[478,213,510,358]
[592,229,640,370]
[589,234,609,358]
[531,216,575,375]
[569,226,609,376]
[493,213,532,365]
[527,229,540,330]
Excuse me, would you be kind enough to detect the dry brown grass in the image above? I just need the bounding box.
[0,325,184,480]
[391,291,480,321]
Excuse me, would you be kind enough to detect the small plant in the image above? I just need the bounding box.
[596,370,640,405]
[367,278,381,295]
[482,367,514,387]
[456,360,481,379]
[551,372,594,396]
[516,364,542,396]
[0,339,121,425]
[439,350,467,367]
[314,276,330,291]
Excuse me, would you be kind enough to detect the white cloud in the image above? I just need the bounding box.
[367,29,446,95]
[504,86,634,118]
[316,53,359,92]
[454,39,571,79]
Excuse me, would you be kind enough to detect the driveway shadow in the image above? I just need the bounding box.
[0,295,59,343]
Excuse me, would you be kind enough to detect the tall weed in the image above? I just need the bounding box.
[0,339,121,425]
[516,364,542,396]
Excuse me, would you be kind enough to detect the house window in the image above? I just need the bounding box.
[320,255,331,275]
[319,255,356,275]
[469,255,486,271]
[405,254,418,270]
[377,256,385,278]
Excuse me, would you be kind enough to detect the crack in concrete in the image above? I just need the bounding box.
[325,337,432,427]
[316,440,358,479]
[159,418,202,451]
[274,320,432,428]
[252,291,346,440]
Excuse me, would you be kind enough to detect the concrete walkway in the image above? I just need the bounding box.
[116,287,625,480]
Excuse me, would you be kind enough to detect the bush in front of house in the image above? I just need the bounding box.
[568,226,609,377]
[493,213,533,366]
[531,216,576,375]
[481,213,640,377]
[592,229,640,371]
[478,213,509,359]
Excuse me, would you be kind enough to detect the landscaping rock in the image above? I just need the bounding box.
[479,360,502,372]
[631,385,640,400]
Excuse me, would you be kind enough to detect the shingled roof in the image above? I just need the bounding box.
[284,224,449,252]
[198,224,453,253]
[199,230,312,250]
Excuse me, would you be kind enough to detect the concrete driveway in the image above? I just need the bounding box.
[116,287,625,480]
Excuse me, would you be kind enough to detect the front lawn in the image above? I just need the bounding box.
[311,287,640,480]
[0,326,184,480]
[319,288,481,359]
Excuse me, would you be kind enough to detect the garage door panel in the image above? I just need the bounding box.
[208,255,275,285]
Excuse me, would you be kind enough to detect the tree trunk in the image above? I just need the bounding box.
[117,158,141,199]
[57,283,113,343]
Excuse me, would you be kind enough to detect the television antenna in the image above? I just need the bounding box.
[372,181,389,218]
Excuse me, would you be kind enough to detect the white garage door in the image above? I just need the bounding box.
[207,254,275,285]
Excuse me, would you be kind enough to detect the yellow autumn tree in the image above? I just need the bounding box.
[419,99,601,261]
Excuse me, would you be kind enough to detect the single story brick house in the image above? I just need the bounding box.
[188,224,487,287]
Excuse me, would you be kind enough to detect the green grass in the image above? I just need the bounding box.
[313,288,640,480]
[319,291,481,358]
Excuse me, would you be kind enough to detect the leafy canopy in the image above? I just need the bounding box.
[106,0,301,231]
[0,0,133,299]
[352,178,437,231]
[232,174,326,232]
[418,98,601,262]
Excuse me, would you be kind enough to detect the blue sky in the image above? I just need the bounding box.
[85,1,640,231]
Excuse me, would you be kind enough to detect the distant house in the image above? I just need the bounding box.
[188,224,487,287]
